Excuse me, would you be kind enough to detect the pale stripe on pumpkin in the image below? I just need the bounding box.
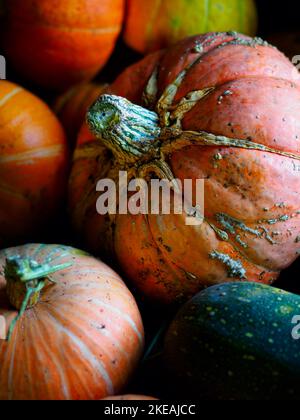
[46,311,115,396]
[0,87,23,107]
[0,145,65,165]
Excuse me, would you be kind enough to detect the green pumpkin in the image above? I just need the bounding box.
[164,282,300,400]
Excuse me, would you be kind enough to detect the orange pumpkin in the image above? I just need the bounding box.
[124,0,257,54]
[0,80,68,247]
[0,244,144,400]
[69,32,300,303]
[1,0,124,91]
[54,83,108,148]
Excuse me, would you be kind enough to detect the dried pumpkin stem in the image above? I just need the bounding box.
[87,94,300,174]
[5,256,72,341]
[87,94,161,166]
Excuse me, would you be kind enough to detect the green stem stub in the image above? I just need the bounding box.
[87,95,161,166]
[4,256,72,341]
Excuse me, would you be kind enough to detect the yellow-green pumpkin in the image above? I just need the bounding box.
[124,0,258,54]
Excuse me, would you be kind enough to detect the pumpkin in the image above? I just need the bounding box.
[164,282,300,400]
[0,243,144,400]
[102,395,157,400]
[54,82,108,148]
[69,32,300,304]
[124,0,257,54]
[0,80,68,247]
[1,0,124,91]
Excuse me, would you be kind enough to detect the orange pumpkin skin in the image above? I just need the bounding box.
[0,244,144,400]
[69,33,300,303]
[102,395,157,400]
[54,83,108,148]
[0,81,68,247]
[1,0,124,91]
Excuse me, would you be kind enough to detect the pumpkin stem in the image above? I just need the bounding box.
[4,256,72,341]
[87,95,162,166]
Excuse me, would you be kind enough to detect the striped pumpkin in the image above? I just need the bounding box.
[54,82,108,148]
[0,244,144,400]
[0,80,68,247]
[1,0,125,91]
[124,0,257,54]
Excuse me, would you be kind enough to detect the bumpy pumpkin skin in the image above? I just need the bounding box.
[0,81,68,247]
[124,0,257,54]
[70,33,300,304]
[164,283,300,400]
[0,244,144,400]
[54,82,108,148]
[1,0,124,90]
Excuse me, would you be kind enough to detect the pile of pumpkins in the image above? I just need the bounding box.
[1,0,300,401]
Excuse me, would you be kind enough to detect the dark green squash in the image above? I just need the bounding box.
[164,282,300,400]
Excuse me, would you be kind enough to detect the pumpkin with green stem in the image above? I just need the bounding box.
[70,32,300,304]
[0,244,144,400]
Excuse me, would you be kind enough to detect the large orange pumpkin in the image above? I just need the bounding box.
[0,244,144,400]
[69,32,300,304]
[124,0,257,54]
[1,0,124,91]
[54,82,108,148]
[0,80,68,247]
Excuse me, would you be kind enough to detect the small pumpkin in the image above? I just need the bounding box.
[69,32,300,304]
[1,0,124,90]
[124,0,257,54]
[0,244,144,400]
[54,82,108,148]
[0,80,68,247]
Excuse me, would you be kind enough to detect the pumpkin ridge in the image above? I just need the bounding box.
[43,308,115,396]
[145,0,163,52]
[16,21,121,34]
[0,87,23,107]
[44,298,132,364]
[152,33,272,105]
[30,309,72,399]
[143,213,185,282]
[0,144,65,165]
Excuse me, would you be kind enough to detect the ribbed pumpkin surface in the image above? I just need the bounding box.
[1,0,124,90]
[0,81,68,246]
[70,33,300,303]
[0,244,144,400]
